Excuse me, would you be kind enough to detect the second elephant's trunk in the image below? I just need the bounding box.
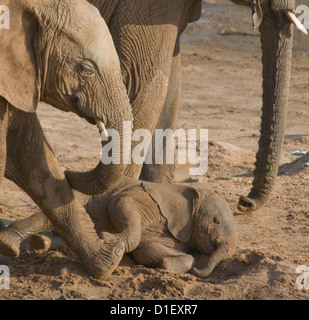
[238,8,294,213]
[65,105,132,196]
[65,160,125,196]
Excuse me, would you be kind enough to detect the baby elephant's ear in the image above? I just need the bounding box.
[142,182,199,243]
[0,3,40,112]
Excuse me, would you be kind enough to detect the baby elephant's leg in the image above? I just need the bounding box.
[0,212,53,257]
[132,241,195,274]
[29,233,66,254]
[105,193,143,253]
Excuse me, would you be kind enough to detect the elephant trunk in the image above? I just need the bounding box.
[65,100,133,195]
[238,9,294,213]
[190,238,236,278]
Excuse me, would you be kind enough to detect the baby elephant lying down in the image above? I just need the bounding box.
[0,177,236,279]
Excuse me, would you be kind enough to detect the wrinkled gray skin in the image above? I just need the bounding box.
[65,0,295,215]
[231,0,295,213]
[0,0,134,279]
[0,177,236,279]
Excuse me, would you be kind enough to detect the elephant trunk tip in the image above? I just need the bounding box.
[190,265,214,279]
[190,241,236,278]
[237,192,272,213]
[237,196,257,213]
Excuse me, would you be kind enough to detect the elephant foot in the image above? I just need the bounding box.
[237,196,260,213]
[29,233,125,279]
[84,238,125,280]
[0,228,21,257]
[29,233,67,254]
[29,234,52,254]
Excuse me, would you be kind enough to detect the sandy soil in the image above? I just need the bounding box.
[1,0,309,300]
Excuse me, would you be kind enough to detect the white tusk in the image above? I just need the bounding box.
[285,11,308,35]
[95,119,109,139]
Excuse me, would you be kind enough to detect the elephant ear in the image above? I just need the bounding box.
[0,1,41,112]
[188,0,202,23]
[142,182,199,243]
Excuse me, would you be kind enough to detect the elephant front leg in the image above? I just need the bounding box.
[140,48,181,183]
[122,70,171,180]
[103,192,143,253]
[111,12,180,181]
[4,109,124,279]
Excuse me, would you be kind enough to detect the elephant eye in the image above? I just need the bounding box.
[213,217,220,224]
[76,62,95,76]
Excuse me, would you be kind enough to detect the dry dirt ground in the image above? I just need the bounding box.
[1,0,309,300]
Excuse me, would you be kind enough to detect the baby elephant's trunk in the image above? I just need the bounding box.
[191,239,236,278]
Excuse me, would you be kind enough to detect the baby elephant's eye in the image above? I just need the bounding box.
[76,62,95,76]
[213,216,220,224]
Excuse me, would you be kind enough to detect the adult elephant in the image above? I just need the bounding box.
[69,0,299,214]
[0,0,133,278]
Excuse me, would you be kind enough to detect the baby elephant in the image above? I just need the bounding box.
[0,178,236,279]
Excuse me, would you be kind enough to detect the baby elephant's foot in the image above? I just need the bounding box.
[84,237,125,280]
[29,234,52,254]
[0,228,22,257]
[29,233,67,254]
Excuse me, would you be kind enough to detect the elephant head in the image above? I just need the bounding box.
[0,0,133,195]
[142,182,236,277]
[230,0,305,212]
[189,193,236,278]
